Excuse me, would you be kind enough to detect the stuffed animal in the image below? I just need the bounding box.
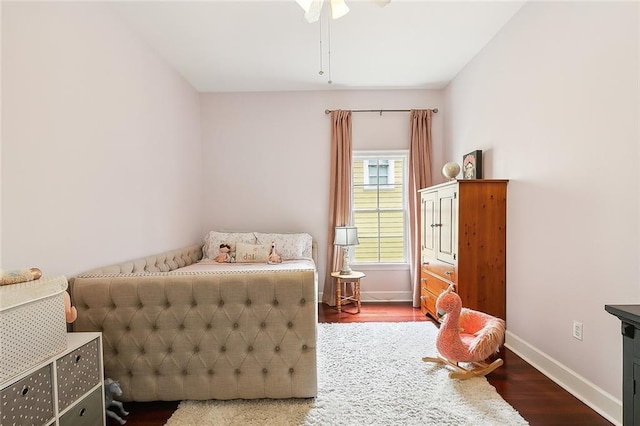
[214,243,231,263]
[63,291,78,323]
[105,378,129,425]
[268,241,282,264]
[0,267,42,286]
[422,285,505,379]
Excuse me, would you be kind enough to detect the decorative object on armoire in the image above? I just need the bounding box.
[0,267,42,286]
[419,180,508,320]
[441,162,461,180]
[334,226,359,275]
[462,150,483,179]
[105,378,129,425]
[422,285,505,379]
[0,275,68,383]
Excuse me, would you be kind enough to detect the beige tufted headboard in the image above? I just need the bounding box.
[76,244,203,277]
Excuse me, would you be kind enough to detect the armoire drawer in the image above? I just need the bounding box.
[0,365,54,425]
[422,262,455,282]
[420,286,437,318]
[423,274,451,296]
[56,338,101,411]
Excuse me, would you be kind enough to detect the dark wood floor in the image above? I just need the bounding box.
[111,303,612,425]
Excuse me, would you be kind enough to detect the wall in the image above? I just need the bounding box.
[0,2,3,268]
[444,2,639,423]
[200,89,443,298]
[6,2,632,420]
[1,2,204,276]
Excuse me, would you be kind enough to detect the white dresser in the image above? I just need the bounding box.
[0,332,105,426]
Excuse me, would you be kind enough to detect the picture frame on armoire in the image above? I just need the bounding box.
[463,150,482,179]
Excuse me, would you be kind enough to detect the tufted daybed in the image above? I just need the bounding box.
[69,242,318,402]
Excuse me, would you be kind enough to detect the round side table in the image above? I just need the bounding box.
[331,271,365,314]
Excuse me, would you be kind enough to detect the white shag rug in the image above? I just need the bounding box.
[165,321,528,426]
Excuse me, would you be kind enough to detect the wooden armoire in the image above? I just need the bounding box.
[419,179,508,320]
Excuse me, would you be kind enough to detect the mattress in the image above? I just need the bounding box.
[173,258,316,274]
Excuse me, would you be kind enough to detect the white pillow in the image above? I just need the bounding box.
[235,242,271,263]
[203,231,256,260]
[254,232,313,260]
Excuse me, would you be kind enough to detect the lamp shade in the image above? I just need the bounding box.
[334,226,359,246]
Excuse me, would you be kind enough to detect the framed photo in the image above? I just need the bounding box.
[462,150,483,179]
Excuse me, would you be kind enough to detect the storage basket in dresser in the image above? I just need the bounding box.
[0,365,55,425]
[0,275,68,383]
[0,333,104,426]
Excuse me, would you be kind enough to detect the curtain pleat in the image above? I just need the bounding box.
[408,110,433,307]
[322,110,353,306]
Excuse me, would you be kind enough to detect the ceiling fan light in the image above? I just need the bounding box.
[330,0,349,19]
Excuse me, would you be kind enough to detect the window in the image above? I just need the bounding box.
[352,151,408,264]
[363,159,395,189]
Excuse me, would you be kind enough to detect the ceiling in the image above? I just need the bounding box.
[111,0,526,93]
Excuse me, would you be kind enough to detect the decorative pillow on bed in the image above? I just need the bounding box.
[203,231,257,259]
[254,232,313,260]
[235,242,271,263]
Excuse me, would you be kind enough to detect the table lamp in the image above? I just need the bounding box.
[334,226,359,275]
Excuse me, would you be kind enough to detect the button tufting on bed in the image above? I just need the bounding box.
[69,243,318,402]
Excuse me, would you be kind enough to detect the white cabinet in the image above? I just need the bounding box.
[422,184,457,265]
[0,333,104,426]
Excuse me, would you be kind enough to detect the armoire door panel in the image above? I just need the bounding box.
[436,185,456,265]
[421,190,437,262]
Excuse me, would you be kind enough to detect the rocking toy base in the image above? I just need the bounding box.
[422,355,504,379]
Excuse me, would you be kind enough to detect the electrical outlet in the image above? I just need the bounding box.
[573,321,583,341]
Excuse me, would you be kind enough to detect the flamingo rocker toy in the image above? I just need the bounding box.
[422,285,505,379]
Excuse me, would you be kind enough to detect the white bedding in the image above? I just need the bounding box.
[173,258,316,274]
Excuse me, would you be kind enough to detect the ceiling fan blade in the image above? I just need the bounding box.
[303,0,324,23]
[373,0,391,7]
[330,0,349,19]
[299,0,384,23]
[295,0,314,13]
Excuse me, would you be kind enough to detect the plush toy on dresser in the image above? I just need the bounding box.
[0,267,42,285]
[63,291,78,323]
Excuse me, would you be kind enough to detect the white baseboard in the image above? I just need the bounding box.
[319,290,413,303]
[505,330,622,426]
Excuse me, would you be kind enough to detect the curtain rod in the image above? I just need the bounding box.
[324,108,438,115]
